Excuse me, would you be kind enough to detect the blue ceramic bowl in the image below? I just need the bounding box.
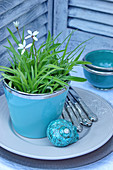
[83,50,113,71]
[83,65,113,90]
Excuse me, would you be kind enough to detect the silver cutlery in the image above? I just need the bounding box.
[66,98,83,124]
[69,86,98,122]
[67,92,92,127]
[64,101,83,132]
[61,87,98,133]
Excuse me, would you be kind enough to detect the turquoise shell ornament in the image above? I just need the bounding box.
[47,119,79,147]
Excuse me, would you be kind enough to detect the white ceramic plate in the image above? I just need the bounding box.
[0,87,113,160]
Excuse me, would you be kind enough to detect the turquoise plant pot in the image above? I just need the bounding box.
[3,80,68,138]
[83,66,113,90]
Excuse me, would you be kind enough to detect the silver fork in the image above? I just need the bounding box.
[69,87,98,122]
[67,92,92,127]
[63,101,83,132]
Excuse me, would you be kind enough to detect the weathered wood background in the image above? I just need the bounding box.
[54,0,113,52]
[0,0,113,95]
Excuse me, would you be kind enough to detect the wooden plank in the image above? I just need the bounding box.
[106,0,113,1]
[0,20,47,56]
[48,0,54,34]
[0,0,47,29]
[69,0,113,14]
[64,28,113,60]
[0,0,24,15]
[36,34,47,48]
[68,7,113,26]
[0,81,4,96]
[68,18,113,38]
[0,1,48,42]
[54,0,68,41]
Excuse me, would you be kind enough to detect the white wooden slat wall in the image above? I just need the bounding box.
[54,0,113,54]
[0,0,24,15]
[69,0,113,14]
[68,0,113,37]
[0,0,53,95]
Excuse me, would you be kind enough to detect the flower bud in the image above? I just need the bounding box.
[13,21,19,28]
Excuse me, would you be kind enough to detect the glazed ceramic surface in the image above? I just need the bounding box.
[83,50,113,71]
[83,66,113,90]
[3,81,68,138]
[0,87,113,160]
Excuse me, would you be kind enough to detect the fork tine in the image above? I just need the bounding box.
[64,102,83,132]
[64,102,75,124]
[64,103,73,123]
[67,92,92,127]
[69,87,98,122]
[66,96,82,124]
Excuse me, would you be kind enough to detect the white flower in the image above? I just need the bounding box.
[25,30,39,41]
[18,40,32,55]
[13,21,19,28]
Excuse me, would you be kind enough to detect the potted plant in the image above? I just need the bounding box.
[0,21,90,138]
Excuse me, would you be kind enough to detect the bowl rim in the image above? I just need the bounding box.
[83,49,113,71]
[83,65,113,76]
